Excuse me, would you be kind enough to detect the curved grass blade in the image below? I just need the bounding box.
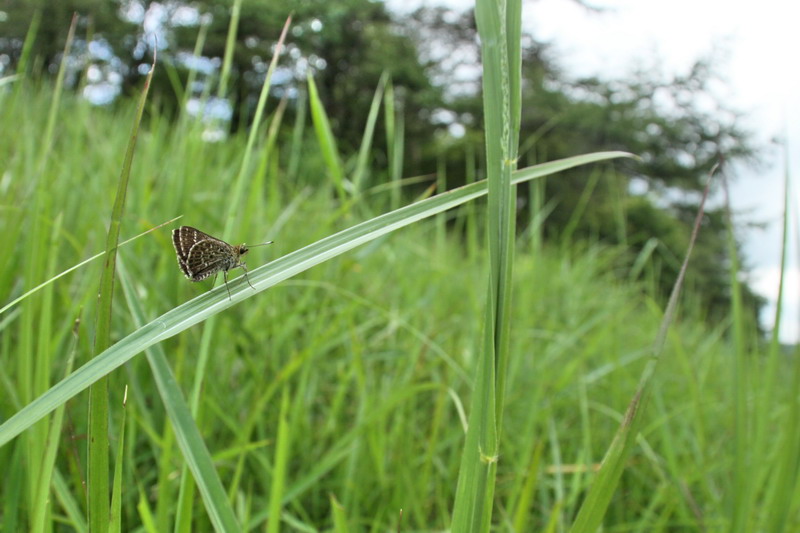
[568,173,713,533]
[0,152,634,448]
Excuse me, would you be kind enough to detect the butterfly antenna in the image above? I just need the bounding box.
[249,240,274,248]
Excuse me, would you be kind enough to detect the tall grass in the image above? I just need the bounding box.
[0,6,798,533]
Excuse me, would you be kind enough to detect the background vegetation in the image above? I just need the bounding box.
[0,0,797,531]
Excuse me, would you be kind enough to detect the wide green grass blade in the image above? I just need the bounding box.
[451,0,521,528]
[0,152,633,448]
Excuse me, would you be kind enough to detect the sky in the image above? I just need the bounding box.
[388,0,800,343]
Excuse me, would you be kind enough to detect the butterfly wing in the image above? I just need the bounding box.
[172,226,216,259]
[184,239,237,281]
[172,226,234,281]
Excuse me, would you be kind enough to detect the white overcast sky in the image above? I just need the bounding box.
[388,0,800,343]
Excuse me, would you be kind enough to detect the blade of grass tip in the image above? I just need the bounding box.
[286,87,307,182]
[262,96,289,214]
[569,169,715,533]
[117,261,241,533]
[330,494,348,533]
[87,44,156,533]
[109,387,128,533]
[351,72,388,194]
[216,0,242,100]
[7,8,40,111]
[35,13,77,179]
[137,485,158,533]
[384,78,405,212]
[14,9,41,77]
[179,18,210,121]
[223,15,291,237]
[307,73,348,201]
[754,149,791,517]
[764,161,800,532]
[0,152,634,449]
[0,216,182,317]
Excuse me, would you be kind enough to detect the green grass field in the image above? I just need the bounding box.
[1,80,797,532]
[1,5,799,530]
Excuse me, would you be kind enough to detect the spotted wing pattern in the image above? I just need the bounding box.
[172,226,239,282]
[185,239,240,281]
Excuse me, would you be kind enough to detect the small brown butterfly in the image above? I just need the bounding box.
[172,226,272,300]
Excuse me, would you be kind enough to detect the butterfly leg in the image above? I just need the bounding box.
[241,263,256,290]
[223,270,232,300]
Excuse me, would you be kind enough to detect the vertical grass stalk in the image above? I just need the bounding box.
[451,0,522,529]
[87,47,155,533]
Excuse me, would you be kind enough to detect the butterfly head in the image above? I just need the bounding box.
[236,244,249,257]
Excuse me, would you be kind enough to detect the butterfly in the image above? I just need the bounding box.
[172,226,272,300]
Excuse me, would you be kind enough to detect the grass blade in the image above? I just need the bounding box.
[763,158,800,530]
[87,46,155,533]
[352,72,388,193]
[451,0,521,528]
[307,73,347,199]
[109,388,127,533]
[267,388,292,533]
[0,152,633,448]
[569,175,713,533]
[216,0,242,100]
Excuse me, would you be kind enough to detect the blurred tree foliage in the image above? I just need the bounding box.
[0,0,764,330]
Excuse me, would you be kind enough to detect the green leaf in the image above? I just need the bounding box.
[307,73,347,200]
[451,0,521,528]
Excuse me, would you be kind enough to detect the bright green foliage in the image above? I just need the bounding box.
[0,80,797,531]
